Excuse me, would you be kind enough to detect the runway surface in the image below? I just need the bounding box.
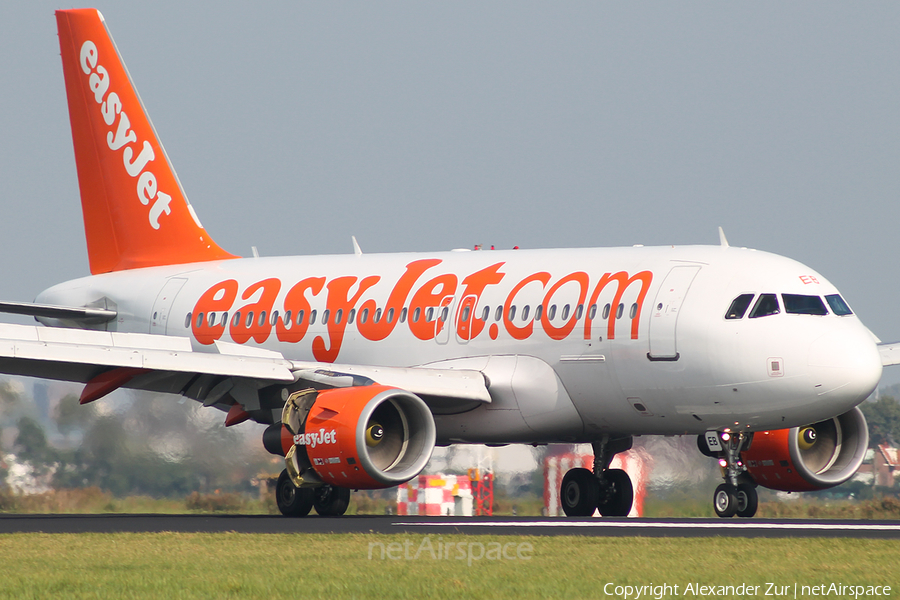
[0,515,899,538]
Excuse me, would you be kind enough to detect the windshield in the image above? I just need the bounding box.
[825,294,853,316]
[749,294,780,318]
[782,294,828,316]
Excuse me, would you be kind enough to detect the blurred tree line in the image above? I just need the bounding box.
[1,379,278,498]
[861,391,900,447]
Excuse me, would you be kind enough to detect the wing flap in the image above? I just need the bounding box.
[0,323,294,383]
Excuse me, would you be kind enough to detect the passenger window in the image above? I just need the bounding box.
[441,307,449,322]
[208,312,216,327]
[232,312,241,327]
[548,305,557,320]
[220,312,228,326]
[825,294,853,316]
[271,310,279,326]
[534,305,543,321]
[589,304,597,319]
[246,312,254,327]
[576,304,584,320]
[602,304,610,320]
[426,307,434,322]
[399,307,407,323]
[749,294,780,318]
[521,306,530,321]
[481,306,489,322]
[630,303,638,319]
[196,312,204,328]
[413,307,421,323]
[725,294,754,320]
[374,308,382,323]
[335,309,343,325]
[508,306,517,322]
[284,310,292,325]
[360,308,369,324]
[258,311,267,327]
[322,310,330,325]
[348,309,356,324]
[185,313,192,328]
[461,306,471,322]
[494,306,503,322]
[310,310,317,325]
[296,310,304,325]
[783,294,828,316]
[387,308,394,323]
[562,305,570,320]
[616,304,624,319]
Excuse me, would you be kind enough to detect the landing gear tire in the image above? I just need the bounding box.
[735,483,758,518]
[713,483,739,518]
[313,484,351,516]
[561,468,600,517]
[276,469,314,517]
[598,468,634,517]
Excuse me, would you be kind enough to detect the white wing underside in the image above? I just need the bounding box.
[0,323,490,419]
[878,341,900,367]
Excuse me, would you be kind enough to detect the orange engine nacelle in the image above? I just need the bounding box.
[741,407,869,492]
[266,385,436,489]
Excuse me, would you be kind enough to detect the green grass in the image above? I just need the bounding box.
[0,533,895,599]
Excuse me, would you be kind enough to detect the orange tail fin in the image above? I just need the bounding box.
[56,9,236,274]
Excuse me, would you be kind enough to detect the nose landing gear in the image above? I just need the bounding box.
[560,436,634,517]
[701,431,758,518]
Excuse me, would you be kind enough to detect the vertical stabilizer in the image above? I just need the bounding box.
[56,9,236,274]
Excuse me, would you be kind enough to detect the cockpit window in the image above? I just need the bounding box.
[783,294,828,316]
[825,294,853,316]
[725,294,755,320]
[749,294,780,318]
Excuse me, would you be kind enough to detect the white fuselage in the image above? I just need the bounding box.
[35,244,882,443]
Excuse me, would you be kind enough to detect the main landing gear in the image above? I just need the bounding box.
[699,431,758,518]
[275,469,351,517]
[560,436,634,517]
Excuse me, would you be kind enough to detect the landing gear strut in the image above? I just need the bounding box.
[560,436,634,517]
[701,431,758,518]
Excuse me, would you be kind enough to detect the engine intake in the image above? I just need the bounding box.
[264,385,436,489]
[742,407,869,492]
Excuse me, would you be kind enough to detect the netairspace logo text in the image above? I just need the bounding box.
[603,582,892,599]
[368,536,532,567]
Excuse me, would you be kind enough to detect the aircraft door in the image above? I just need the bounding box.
[647,266,700,360]
[455,295,478,344]
[150,277,187,335]
[435,295,455,345]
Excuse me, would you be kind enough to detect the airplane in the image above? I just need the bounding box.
[0,7,894,519]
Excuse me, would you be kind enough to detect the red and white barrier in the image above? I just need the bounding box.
[397,474,474,516]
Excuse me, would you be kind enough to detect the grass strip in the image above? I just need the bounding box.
[0,533,896,599]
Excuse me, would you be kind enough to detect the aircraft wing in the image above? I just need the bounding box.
[0,322,489,424]
[878,341,900,367]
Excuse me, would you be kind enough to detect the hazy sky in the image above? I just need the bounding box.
[2,3,900,381]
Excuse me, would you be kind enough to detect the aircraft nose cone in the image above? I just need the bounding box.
[808,327,882,406]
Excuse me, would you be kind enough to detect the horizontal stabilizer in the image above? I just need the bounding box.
[0,301,116,324]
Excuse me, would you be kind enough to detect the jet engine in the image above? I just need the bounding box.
[741,407,869,492]
[263,385,436,489]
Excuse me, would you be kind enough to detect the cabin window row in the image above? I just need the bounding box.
[185,301,641,330]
